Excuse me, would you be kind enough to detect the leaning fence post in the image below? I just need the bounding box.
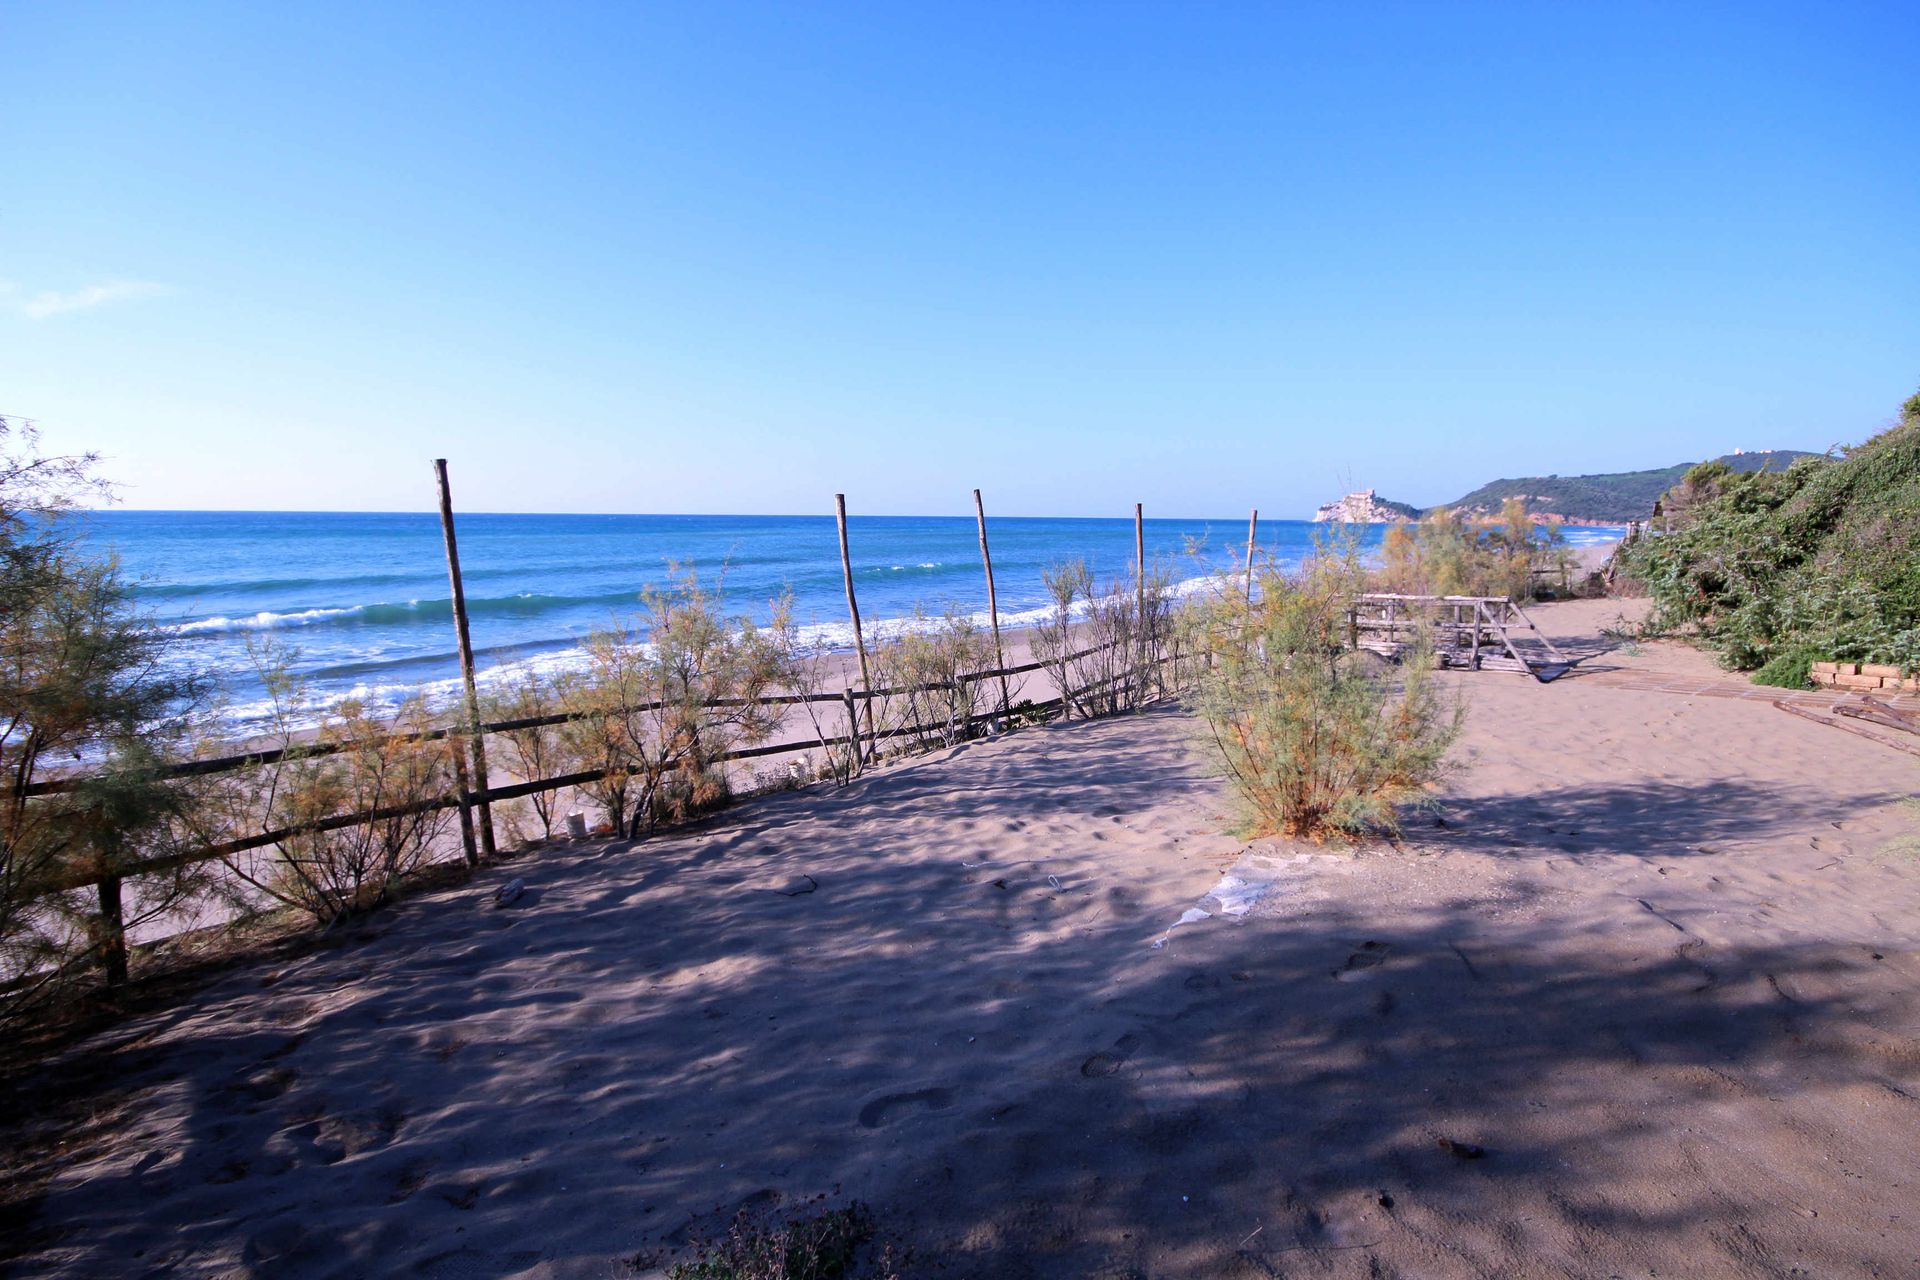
[841,688,864,779]
[973,489,1012,717]
[834,495,877,756]
[95,874,128,986]
[434,459,495,865]
[1244,507,1258,607]
[1134,502,1147,702]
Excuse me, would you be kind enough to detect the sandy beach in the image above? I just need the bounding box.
[5,595,1919,1278]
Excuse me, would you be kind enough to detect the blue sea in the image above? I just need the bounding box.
[76,510,1624,733]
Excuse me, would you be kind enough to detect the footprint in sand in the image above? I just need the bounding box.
[857,1087,954,1129]
[1334,941,1390,981]
[1080,1032,1142,1078]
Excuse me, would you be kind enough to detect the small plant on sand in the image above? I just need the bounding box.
[666,1201,901,1280]
[1187,547,1463,841]
[870,606,994,751]
[479,667,569,840]
[1032,557,1174,719]
[211,663,461,927]
[558,570,793,838]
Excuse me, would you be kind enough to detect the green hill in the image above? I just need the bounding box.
[1438,450,1822,523]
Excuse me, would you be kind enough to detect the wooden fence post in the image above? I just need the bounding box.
[95,875,128,986]
[842,688,864,779]
[1244,507,1258,607]
[434,459,494,865]
[973,489,1012,717]
[834,494,876,756]
[1134,502,1147,701]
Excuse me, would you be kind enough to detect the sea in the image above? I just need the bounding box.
[76,510,1626,735]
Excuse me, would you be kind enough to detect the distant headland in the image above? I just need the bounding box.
[1313,448,1823,524]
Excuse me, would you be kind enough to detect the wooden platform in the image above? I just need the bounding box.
[1347,593,1567,677]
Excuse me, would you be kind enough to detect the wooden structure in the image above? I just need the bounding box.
[1347,593,1568,678]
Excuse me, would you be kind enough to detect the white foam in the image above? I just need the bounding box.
[166,606,364,634]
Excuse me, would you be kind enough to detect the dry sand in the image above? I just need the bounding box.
[6,598,1920,1278]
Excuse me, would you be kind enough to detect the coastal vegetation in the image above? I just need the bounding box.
[1372,497,1578,601]
[1187,545,1463,840]
[1622,390,1920,684]
[0,418,207,1003]
[556,571,794,839]
[205,673,461,926]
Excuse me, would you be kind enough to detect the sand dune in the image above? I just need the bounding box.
[5,598,1920,1278]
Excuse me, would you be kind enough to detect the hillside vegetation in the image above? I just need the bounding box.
[1621,394,1920,684]
[1440,449,1821,523]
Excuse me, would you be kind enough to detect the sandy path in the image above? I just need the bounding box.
[5,599,1919,1278]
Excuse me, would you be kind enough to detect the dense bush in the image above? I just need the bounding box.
[1374,498,1574,601]
[1187,548,1463,840]
[1621,391,1920,677]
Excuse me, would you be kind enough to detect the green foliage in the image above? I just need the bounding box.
[1374,499,1570,601]
[1186,547,1463,841]
[1,418,204,1002]
[871,606,995,750]
[479,668,568,839]
[213,677,460,926]
[1622,395,1920,676]
[1749,647,1822,690]
[559,569,793,838]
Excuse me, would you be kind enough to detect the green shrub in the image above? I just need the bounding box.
[1186,548,1463,841]
[1622,391,1920,677]
[1749,647,1823,690]
[1374,497,1571,601]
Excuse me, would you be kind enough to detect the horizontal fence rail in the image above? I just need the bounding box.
[21,646,1121,800]
[31,644,1181,898]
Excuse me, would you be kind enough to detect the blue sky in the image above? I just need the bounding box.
[3,2,1916,518]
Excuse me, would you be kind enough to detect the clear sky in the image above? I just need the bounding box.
[3,2,1916,518]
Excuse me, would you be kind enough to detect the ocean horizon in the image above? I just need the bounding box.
[76,509,1625,733]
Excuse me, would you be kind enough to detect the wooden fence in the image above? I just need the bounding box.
[21,465,1190,987]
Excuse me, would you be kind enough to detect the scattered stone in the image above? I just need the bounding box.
[492,878,524,907]
[1437,1137,1486,1160]
[768,874,817,897]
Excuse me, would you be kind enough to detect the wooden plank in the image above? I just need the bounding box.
[1775,700,1920,759]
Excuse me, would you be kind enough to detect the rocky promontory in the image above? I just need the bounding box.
[1311,489,1419,524]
